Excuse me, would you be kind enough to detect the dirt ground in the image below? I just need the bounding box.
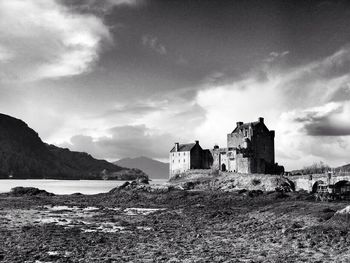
[0,188,350,263]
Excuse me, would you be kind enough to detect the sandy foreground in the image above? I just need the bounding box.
[0,187,350,263]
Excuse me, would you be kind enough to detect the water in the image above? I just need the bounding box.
[0,179,168,195]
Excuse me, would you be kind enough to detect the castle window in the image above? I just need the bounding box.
[184,159,186,162]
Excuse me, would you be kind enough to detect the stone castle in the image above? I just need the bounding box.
[169,117,283,178]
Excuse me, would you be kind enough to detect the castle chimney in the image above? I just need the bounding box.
[236,121,243,127]
[175,142,179,151]
[258,117,264,123]
[195,140,199,145]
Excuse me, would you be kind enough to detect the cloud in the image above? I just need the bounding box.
[193,45,350,169]
[106,0,141,6]
[142,35,167,55]
[49,45,350,169]
[328,84,350,102]
[61,125,176,160]
[0,0,114,81]
[60,0,142,14]
[0,45,14,63]
[103,102,165,117]
[264,50,290,63]
[286,102,350,136]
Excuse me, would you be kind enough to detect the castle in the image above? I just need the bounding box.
[169,117,283,178]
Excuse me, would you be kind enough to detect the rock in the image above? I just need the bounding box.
[291,222,303,229]
[248,190,263,197]
[119,181,130,189]
[10,187,54,196]
[322,208,336,213]
[182,182,195,190]
[271,191,289,199]
[136,177,149,184]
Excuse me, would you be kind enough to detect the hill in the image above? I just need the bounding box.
[114,156,169,179]
[336,163,350,172]
[0,113,147,180]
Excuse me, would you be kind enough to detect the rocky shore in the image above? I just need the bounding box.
[1,182,350,262]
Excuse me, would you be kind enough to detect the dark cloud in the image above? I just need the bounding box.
[304,122,350,136]
[293,104,350,136]
[61,125,176,160]
[294,110,338,124]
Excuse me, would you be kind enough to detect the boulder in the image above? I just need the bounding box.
[10,187,54,196]
[136,176,149,184]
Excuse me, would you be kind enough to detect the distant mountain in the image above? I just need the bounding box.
[114,156,169,179]
[0,113,147,180]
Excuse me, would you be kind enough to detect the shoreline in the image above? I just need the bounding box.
[0,179,169,195]
[1,185,350,262]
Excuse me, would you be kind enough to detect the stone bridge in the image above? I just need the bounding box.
[290,172,350,193]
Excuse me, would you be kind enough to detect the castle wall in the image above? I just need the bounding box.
[236,154,253,173]
[227,132,245,149]
[251,129,274,173]
[190,144,203,169]
[169,151,191,178]
[210,149,220,170]
[201,150,213,169]
[227,121,275,174]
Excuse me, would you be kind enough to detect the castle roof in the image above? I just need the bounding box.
[170,143,196,152]
[231,121,260,133]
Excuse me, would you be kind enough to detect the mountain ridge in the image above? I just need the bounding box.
[114,156,169,179]
[0,113,147,180]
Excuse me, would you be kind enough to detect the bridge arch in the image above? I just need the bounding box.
[312,180,325,193]
[334,180,350,193]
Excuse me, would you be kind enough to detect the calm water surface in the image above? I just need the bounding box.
[0,179,168,195]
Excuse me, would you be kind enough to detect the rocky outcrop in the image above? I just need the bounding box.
[170,170,295,192]
[9,187,54,197]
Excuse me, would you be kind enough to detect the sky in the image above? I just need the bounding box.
[1,0,350,170]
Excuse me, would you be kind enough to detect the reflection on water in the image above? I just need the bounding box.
[0,179,168,195]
